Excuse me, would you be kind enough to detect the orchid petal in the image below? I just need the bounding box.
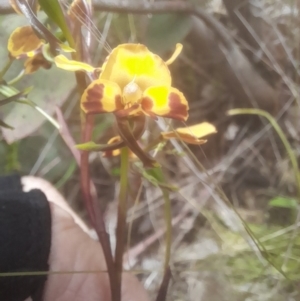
[165,43,183,65]
[54,54,95,72]
[161,122,217,144]
[103,136,122,157]
[59,44,76,53]
[100,44,171,91]
[24,53,52,74]
[81,79,123,114]
[8,26,43,59]
[141,86,189,121]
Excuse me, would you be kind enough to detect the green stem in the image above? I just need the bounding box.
[18,99,60,130]
[7,70,25,85]
[147,167,172,272]
[228,108,300,201]
[0,58,13,80]
[115,146,130,300]
[162,187,172,272]
[0,85,60,130]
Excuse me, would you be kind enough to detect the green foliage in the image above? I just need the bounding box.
[38,0,74,46]
[135,163,178,191]
[76,141,107,151]
[0,122,75,182]
[0,15,75,142]
[4,141,20,172]
[145,14,192,53]
[1,67,75,143]
[269,197,298,209]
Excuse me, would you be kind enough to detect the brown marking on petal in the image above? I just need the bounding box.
[87,83,104,102]
[9,26,42,55]
[82,83,104,114]
[115,95,123,110]
[114,103,140,118]
[141,96,153,111]
[24,53,52,74]
[165,92,188,121]
[140,96,157,119]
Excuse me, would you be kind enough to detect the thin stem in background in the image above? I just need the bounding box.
[228,108,300,278]
[0,58,13,79]
[80,113,96,222]
[228,108,300,200]
[115,146,130,301]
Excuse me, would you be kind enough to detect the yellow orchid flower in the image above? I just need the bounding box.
[7,1,74,75]
[7,24,49,75]
[91,123,216,159]
[8,25,44,60]
[55,43,189,121]
[7,1,46,74]
[7,25,74,75]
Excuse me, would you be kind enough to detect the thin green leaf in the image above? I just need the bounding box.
[76,141,107,151]
[17,99,60,130]
[137,164,178,191]
[5,141,20,172]
[228,108,300,202]
[55,160,77,188]
[269,197,298,209]
[137,165,172,272]
[0,88,30,106]
[38,0,75,47]
[152,167,172,273]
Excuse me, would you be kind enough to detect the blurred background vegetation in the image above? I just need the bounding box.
[1,0,300,300]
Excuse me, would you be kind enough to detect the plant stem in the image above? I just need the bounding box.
[69,6,119,297]
[147,167,172,299]
[145,167,172,271]
[80,113,96,222]
[80,113,119,301]
[7,70,25,85]
[0,58,13,80]
[162,187,172,272]
[115,146,130,301]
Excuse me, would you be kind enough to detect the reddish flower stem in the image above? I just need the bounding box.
[81,113,119,301]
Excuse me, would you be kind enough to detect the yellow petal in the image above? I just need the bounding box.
[165,43,183,65]
[8,26,43,58]
[102,136,137,158]
[59,44,76,53]
[100,44,171,91]
[103,136,122,157]
[24,53,52,74]
[141,86,189,121]
[81,79,123,114]
[54,55,95,72]
[161,122,217,144]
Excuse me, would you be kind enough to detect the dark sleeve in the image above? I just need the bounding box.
[0,174,52,301]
